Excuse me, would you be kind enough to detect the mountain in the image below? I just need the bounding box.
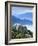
[18,12,32,19]
[11,15,32,25]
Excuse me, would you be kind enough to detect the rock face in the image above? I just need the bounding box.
[11,24,33,39]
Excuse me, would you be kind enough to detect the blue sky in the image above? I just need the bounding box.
[11,6,32,21]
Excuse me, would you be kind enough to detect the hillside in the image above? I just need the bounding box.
[11,25,33,39]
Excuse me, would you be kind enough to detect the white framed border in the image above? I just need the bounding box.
[5,1,37,45]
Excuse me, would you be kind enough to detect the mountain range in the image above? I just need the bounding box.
[11,16,32,25]
[17,12,32,19]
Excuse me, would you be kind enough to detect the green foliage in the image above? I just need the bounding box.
[11,25,33,39]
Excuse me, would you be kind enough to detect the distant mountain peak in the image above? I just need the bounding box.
[11,15,32,25]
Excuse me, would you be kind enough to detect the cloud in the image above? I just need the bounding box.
[11,6,32,16]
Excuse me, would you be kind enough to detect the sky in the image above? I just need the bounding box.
[11,6,33,21]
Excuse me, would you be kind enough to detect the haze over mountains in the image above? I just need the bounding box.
[11,12,32,25]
